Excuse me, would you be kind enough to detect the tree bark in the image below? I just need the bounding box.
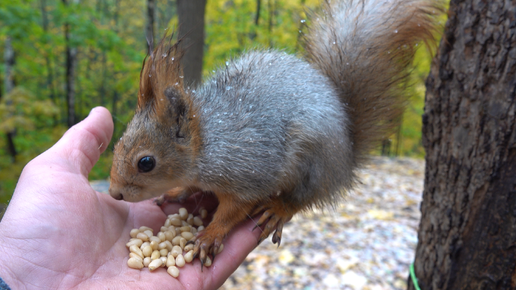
[177,0,206,87]
[409,0,516,289]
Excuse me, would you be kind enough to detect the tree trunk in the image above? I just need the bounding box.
[177,0,206,87]
[409,0,516,289]
[146,0,156,46]
[3,36,17,162]
[40,0,58,124]
[62,0,79,128]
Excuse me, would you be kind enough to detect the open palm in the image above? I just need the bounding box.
[0,107,259,290]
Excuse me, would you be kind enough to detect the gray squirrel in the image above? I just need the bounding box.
[109,0,441,266]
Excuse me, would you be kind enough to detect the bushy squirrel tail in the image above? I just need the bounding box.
[305,0,442,165]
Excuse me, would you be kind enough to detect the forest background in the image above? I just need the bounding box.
[0,0,437,205]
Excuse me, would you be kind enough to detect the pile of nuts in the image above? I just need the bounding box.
[125,207,223,278]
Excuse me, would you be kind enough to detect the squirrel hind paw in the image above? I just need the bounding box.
[254,209,292,247]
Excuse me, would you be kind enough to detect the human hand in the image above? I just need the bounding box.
[0,107,260,290]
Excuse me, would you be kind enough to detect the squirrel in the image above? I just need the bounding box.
[109,0,441,266]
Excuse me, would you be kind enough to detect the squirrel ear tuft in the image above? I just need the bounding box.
[137,32,186,114]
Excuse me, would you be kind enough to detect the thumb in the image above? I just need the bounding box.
[47,106,114,177]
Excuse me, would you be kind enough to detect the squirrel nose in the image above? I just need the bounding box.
[109,188,124,200]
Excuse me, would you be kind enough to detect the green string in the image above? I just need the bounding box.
[410,263,421,290]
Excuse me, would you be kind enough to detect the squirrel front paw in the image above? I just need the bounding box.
[189,229,224,269]
[154,186,201,206]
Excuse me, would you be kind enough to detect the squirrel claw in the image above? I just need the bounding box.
[254,209,291,246]
[191,233,223,270]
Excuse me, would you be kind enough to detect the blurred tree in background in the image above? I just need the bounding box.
[0,0,442,206]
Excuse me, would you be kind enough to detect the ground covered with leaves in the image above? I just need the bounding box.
[221,157,425,290]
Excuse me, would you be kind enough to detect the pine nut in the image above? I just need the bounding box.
[167,266,179,278]
[149,236,161,244]
[142,245,152,257]
[157,232,166,242]
[172,236,181,246]
[126,239,143,248]
[184,250,194,263]
[158,242,168,250]
[187,214,194,225]
[179,237,187,248]
[204,256,212,267]
[164,230,174,241]
[143,230,153,238]
[148,258,162,271]
[160,249,168,257]
[164,240,173,251]
[136,232,149,242]
[171,245,182,257]
[166,255,176,267]
[168,213,180,220]
[130,229,140,238]
[184,244,194,252]
[129,252,142,261]
[150,240,159,251]
[151,250,161,260]
[193,216,203,227]
[129,245,143,258]
[217,243,224,254]
[140,242,150,250]
[170,218,182,227]
[181,232,194,240]
[127,257,144,269]
[160,256,167,266]
[143,257,151,267]
[139,226,152,232]
[197,226,205,231]
[179,208,188,220]
[200,208,208,219]
[180,226,192,233]
[176,254,185,267]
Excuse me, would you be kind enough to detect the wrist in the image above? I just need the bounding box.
[0,231,22,290]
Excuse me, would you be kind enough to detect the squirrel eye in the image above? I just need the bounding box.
[138,156,156,172]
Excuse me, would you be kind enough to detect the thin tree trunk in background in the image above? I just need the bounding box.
[112,0,120,141]
[409,0,516,289]
[146,0,156,47]
[177,0,206,87]
[40,0,58,124]
[62,0,79,128]
[3,37,17,162]
[255,0,261,25]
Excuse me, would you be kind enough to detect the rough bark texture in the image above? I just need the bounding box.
[177,0,206,87]
[410,0,516,289]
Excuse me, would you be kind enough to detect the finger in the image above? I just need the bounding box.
[205,218,261,289]
[47,106,114,177]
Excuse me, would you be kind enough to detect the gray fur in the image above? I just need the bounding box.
[192,51,353,208]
